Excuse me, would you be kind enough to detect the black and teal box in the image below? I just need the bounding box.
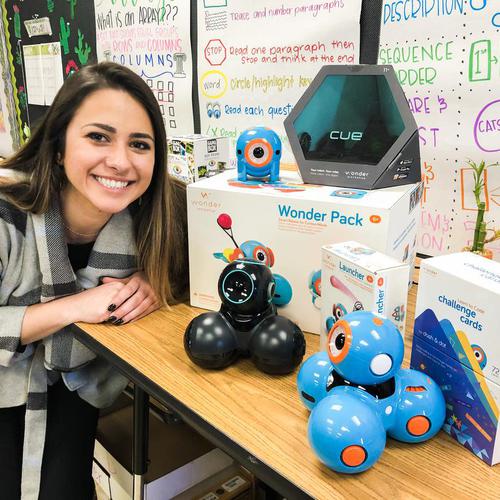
[284,65,420,190]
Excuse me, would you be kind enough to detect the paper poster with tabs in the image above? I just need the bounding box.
[379,1,499,260]
[197,0,362,166]
[94,0,194,134]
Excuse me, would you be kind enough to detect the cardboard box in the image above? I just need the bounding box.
[168,134,229,184]
[321,241,410,349]
[93,400,234,499]
[410,252,500,465]
[187,170,421,334]
[173,465,253,500]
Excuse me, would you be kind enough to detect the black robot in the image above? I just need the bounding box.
[184,259,306,374]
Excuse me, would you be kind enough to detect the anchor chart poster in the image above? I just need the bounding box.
[379,1,500,259]
[197,0,363,165]
[94,0,193,134]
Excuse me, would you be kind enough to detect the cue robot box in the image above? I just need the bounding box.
[187,170,421,335]
[320,241,410,349]
[410,252,500,465]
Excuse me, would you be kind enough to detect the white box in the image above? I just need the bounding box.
[93,402,234,499]
[187,170,421,334]
[173,464,253,500]
[410,252,500,465]
[320,241,410,349]
[167,134,229,184]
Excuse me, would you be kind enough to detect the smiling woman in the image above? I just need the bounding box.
[61,88,156,241]
[0,63,188,500]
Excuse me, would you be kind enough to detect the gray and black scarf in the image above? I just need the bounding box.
[20,200,137,500]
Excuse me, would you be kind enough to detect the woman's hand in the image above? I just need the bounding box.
[69,281,128,324]
[100,271,161,324]
[20,281,127,344]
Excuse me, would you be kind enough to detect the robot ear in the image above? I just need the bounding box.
[266,247,275,267]
[267,281,276,301]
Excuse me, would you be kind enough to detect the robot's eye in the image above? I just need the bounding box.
[253,146,264,158]
[253,245,272,266]
[327,320,352,364]
[222,270,254,304]
[471,344,487,368]
[245,139,272,167]
[333,303,347,321]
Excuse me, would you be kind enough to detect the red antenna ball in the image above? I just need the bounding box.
[217,213,232,230]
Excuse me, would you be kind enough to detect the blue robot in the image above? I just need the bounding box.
[297,311,445,473]
[236,127,282,183]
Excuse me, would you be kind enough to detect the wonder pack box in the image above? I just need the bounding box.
[410,252,500,465]
[187,170,421,334]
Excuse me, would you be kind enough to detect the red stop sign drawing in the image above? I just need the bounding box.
[205,39,226,66]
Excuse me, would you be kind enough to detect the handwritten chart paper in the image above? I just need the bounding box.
[198,0,362,164]
[379,1,499,259]
[94,0,193,133]
[23,42,63,106]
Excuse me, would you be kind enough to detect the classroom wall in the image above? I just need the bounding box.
[0,0,497,260]
[379,0,499,260]
[0,12,19,157]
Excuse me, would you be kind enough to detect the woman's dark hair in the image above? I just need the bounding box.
[0,62,188,304]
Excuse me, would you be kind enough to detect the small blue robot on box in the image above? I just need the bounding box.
[297,311,445,473]
[236,127,282,183]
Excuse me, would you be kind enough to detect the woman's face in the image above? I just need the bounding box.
[61,88,155,215]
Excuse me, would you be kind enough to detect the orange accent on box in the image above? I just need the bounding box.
[466,412,493,442]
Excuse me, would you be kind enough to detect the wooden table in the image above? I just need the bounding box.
[72,283,500,499]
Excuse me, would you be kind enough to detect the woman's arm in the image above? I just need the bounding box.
[20,280,130,345]
[20,294,82,345]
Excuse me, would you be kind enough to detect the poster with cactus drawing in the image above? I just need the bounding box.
[93,0,194,134]
[379,1,499,260]
[0,0,96,142]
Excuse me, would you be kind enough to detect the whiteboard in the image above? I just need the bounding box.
[379,0,499,260]
[197,0,363,167]
[94,0,194,134]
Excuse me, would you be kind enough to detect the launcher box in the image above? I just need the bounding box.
[187,170,421,335]
[320,241,410,349]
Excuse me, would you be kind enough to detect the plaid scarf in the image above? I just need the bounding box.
[15,199,136,500]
